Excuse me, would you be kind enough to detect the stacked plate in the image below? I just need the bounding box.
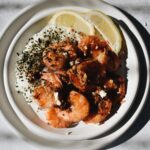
[0,0,149,149]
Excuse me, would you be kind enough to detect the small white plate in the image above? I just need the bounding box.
[0,0,149,149]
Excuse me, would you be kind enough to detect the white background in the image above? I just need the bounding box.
[0,0,150,150]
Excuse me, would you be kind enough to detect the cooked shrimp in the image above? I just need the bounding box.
[49,42,77,60]
[84,99,112,124]
[67,67,87,91]
[55,70,70,84]
[67,60,105,91]
[105,50,121,72]
[33,86,55,108]
[46,107,72,128]
[45,91,90,128]
[57,91,90,123]
[43,50,67,71]
[104,76,126,101]
[62,43,77,60]
[92,48,121,72]
[92,48,109,65]
[78,35,120,72]
[76,59,105,78]
[42,72,63,90]
[78,35,108,56]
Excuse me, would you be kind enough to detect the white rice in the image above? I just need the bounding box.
[15,24,83,121]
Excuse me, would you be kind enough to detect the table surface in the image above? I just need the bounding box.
[0,0,150,150]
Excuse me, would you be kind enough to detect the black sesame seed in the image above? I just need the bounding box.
[16,52,20,56]
[67,132,72,135]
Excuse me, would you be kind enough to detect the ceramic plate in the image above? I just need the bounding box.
[0,0,149,149]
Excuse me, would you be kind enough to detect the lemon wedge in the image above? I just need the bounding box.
[49,10,95,35]
[84,10,122,55]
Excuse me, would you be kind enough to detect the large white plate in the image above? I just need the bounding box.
[0,0,149,149]
[3,6,139,141]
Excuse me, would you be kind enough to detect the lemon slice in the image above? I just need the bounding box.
[84,10,122,55]
[49,10,95,35]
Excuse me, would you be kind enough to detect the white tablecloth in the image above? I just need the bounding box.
[0,0,150,150]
